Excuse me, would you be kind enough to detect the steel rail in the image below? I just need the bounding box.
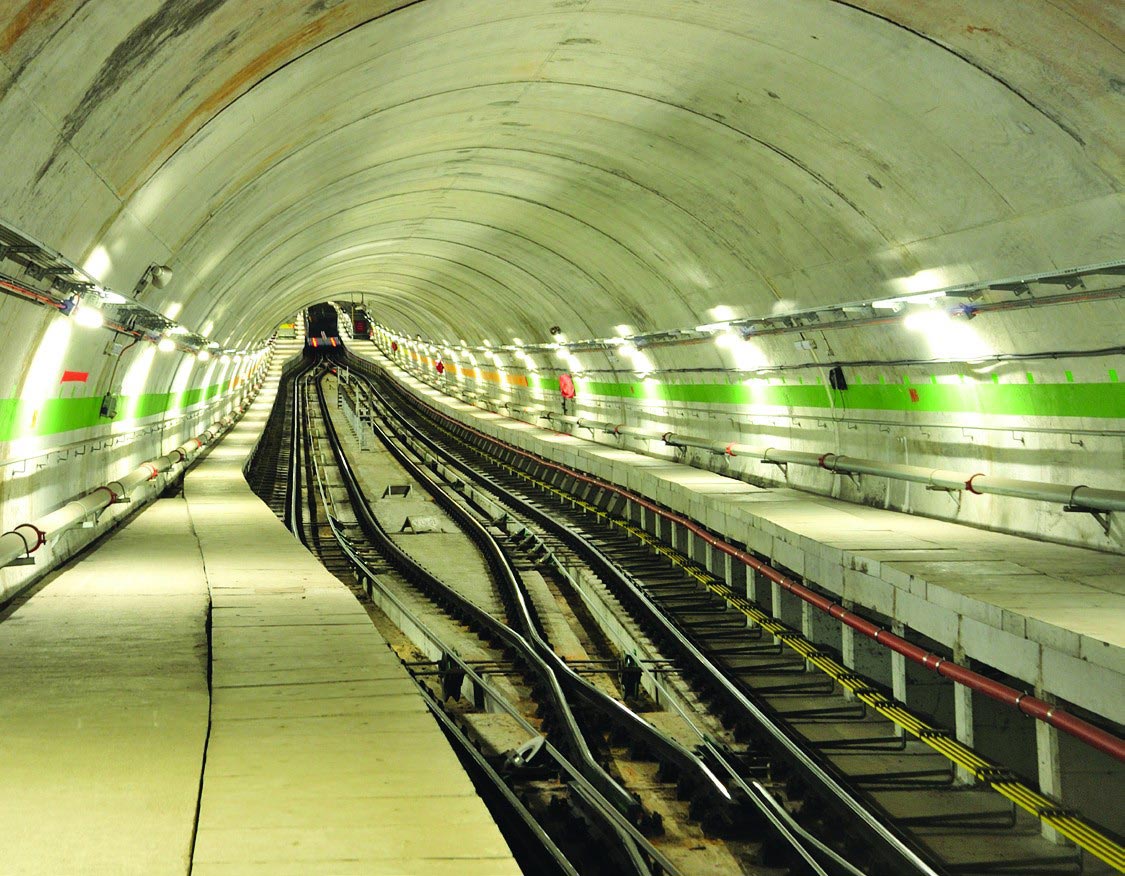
[285,364,309,541]
[353,355,946,876]
[303,369,671,876]
[351,365,907,876]
[311,371,644,826]
[325,517,677,876]
[298,370,590,876]
[345,388,864,876]
[344,372,736,806]
[359,355,1125,871]
[421,693,583,876]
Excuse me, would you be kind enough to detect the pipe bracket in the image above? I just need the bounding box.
[925,485,963,511]
[1063,504,1111,535]
[761,459,788,476]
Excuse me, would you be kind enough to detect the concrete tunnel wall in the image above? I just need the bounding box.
[0,0,1121,574]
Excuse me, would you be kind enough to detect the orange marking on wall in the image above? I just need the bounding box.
[136,10,350,192]
[0,0,60,53]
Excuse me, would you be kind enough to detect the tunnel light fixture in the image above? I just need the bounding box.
[196,349,211,362]
[157,337,176,353]
[903,307,948,333]
[373,260,1121,375]
[219,354,231,364]
[714,329,739,349]
[72,301,105,329]
[131,263,173,298]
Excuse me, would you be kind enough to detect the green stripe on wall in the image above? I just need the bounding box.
[0,379,234,443]
[528,375,1124,419]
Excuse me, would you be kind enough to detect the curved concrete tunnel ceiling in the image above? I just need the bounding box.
[1,0,1120,354]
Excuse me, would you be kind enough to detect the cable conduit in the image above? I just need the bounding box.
[0,375,266,574]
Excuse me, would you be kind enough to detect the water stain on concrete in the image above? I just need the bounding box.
[35,0,228,183]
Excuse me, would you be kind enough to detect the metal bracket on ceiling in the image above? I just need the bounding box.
[1063,505,1111,536]
[761,459,788,477]
[0,244,36,260]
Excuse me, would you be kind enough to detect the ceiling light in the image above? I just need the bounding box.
[73,303,104,329]
[903,308,949,333]
[196,349,211,362]
[714,330,739,349]
[132,263,174,298]
[157,337,176,353]
[707,304,736,321]
[150,264,173,288]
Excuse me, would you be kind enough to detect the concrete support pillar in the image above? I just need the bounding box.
[801,600,814,672]
[1035,687,1066,845]
[952,645,975,786]
[706,544,724,580]
[841,600,856,701]
[770,580,783,644]
[693,531,704,564]
[891,621,907,737]
[725,551,746,595]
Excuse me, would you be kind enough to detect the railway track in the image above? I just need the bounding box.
[250,356,902,874]
[245,349,1122,875]
[257,361,753,874]
[335,350,1124,876]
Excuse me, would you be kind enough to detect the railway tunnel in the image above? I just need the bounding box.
[0,2,1121,874]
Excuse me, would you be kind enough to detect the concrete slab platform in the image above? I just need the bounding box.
[0,346,518,875]
[185,351,518,875]
[0,500,209,875]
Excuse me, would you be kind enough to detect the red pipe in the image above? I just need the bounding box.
[413,385,1125,763]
